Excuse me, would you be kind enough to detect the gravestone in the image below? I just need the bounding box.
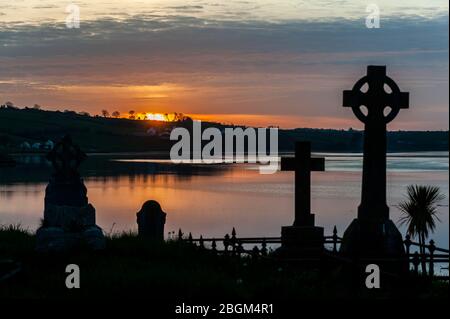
[137,200,166,241]
[278,141,325,256]
[36,135,105,252]
[340,66,408,261]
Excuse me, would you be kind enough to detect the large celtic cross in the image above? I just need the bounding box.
[343,66,409,222]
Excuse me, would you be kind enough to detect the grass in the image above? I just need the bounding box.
[0,226,447,300]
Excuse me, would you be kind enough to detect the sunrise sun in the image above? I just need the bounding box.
[145,113,168,121]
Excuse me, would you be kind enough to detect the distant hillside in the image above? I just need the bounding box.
[278,128,449,153]
[0,108,448,153]
[0,108,175,153]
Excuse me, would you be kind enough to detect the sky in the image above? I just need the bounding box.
[0,0,448,129]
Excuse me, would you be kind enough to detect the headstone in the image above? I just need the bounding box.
[137,200,166,241]
[340,66,408,261]
[277,141,325,257]
[36,135,105,252]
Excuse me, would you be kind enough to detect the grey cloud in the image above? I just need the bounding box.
[0,14,447,57]
[167,5,203,10]
[0,14,447,129]
[32,5,59,9]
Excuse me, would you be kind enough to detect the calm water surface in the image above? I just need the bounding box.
[1,152,448,252]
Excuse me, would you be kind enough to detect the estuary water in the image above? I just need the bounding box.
[1,152,448,255]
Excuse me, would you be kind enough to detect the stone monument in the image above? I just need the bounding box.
[36,135,105,252]
[137,200,167,241]
[340,66,409,261]
[278,141,325,256]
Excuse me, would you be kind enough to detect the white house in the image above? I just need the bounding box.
[43,140,54,150]
[20,142,31,150]
[146,127,158,136]
[158,131,171,140]
[31,142,41,150]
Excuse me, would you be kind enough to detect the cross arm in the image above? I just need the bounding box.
[280,157,325,171]
[386,91,409,109]
[343,89,366,108]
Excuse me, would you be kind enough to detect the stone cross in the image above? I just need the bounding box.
[281,141,325,227]
[47,134,86,181]
[343,65,409,223]
[37,135,105,252]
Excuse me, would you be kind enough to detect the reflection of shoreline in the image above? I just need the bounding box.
[0,155,230,185]
[11,151,450,158]
[2,153,449,176]
[315,152,449,158]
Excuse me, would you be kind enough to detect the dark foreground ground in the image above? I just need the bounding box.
[0,226,447,301]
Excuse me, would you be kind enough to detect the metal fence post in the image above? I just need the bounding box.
[428,240,435,277]
[332,226,338,253]
[404,234,411,256]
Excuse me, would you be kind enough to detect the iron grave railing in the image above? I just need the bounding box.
[173,227,449,279]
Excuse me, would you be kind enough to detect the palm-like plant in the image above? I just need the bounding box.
[398,185,445,273]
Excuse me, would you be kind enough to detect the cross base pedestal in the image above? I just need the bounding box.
[340,218,407,274]
[36,225,105,253]
[340,218,405,256]
[293,213,315,227]
[277,225,324,258]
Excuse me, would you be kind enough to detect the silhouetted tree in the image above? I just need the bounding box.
[172,112,190,122]
[33,104,41,110]
[112,111,120,118]
[101,109,110,118]
[398,185,444,273]
[129,110,135,120]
